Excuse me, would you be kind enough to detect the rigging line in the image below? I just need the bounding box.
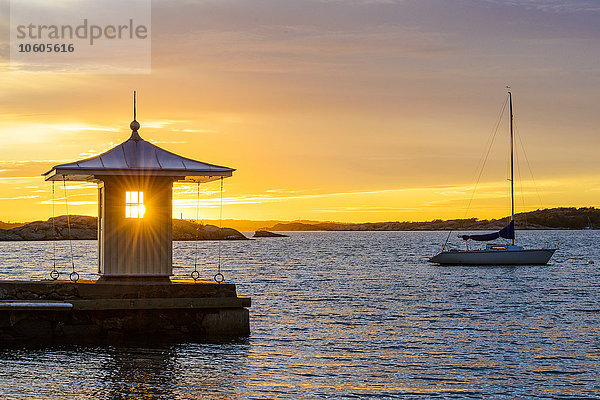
[51,181,58,278]
[443,94,509,249]
[463,94,509,219]
[502,153,511,245]
[193,181,200,272]
[504,139,509,224]
[514,120,544,209]
[190,181,201,281]
[62,177,75,274]
[507,127,512,223]
[468,96,510,188]
[515,128,527,227]
[218,177,223,275]
[52,182,56,266]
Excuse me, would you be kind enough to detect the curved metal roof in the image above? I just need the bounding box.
[43,130,234,183]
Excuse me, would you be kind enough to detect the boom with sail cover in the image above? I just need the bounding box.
[460,221,514,241]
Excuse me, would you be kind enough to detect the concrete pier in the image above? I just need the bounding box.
[0,280,250,344]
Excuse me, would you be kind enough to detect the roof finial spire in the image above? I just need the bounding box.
[129,90,141,141]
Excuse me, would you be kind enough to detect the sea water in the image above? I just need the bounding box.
[0,230,598,399]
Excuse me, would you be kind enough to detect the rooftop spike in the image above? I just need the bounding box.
[129,90,141,140]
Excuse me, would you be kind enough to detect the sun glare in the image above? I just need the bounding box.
[125,191,145,218]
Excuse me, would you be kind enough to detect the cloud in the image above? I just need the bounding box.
[39,200,96,206]
[0,176,43,182]
[171,184,482,208]
[170,176,568,216]
[147,140,187,144]
[0,195,38,200]
[0,160,71,178]
[0,122,119,149]
[484,0,600,13]
[154,27,460,75]
[179,129,218,133]
[141,120,187,129]
[150,0,462,77]
[173,188,400,208]
[311,206,419,213]
[49,124,119,132]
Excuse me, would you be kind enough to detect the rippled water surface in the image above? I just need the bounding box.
[0,231,599,399]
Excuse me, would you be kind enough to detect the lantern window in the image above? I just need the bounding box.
[125,191,145,218]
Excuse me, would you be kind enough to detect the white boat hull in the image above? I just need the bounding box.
[429,248,556,265]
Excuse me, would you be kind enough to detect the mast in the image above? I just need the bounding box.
[509,90,515,245]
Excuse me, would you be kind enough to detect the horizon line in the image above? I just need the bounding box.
[1,205,597,226]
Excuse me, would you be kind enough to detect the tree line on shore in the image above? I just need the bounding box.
[264,207,600,231]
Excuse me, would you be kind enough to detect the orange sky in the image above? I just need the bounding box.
[0,0,599,223]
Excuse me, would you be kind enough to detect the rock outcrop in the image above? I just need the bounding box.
[253,230,289,238]
[6,215,97,241]
[0,216,248,241]
[172,220,247,240]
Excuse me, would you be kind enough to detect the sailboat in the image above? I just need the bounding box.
[429,91,557,265]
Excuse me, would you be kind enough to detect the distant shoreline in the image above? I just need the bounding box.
[0,207,597,239]
[260,207,598,232]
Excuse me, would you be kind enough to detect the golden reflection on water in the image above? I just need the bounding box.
[101,347,177,399]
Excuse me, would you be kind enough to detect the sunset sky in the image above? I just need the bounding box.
[0,0,598,223]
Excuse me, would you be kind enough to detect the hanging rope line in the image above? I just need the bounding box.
[463,94,509,219]
[191,181,201,281]
[62,176,79,282]
[514,124,527,228]
[442,95,509,250]
[514,120,545,209]
[50,181,59,280]
[505,125,512,230]
[214,177,225,284]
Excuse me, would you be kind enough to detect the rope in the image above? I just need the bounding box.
[514,120,545,209]
[505,127,512,232]
[63,177,79,282]
[214,177,224,283]
[463,95,509,218]
[442,94,509,250]
[50,181,59,280]
[514,126,527,228]
[191,181,200,281]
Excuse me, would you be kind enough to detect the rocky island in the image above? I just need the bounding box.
[0,215,248,241]
[253,230,289,238]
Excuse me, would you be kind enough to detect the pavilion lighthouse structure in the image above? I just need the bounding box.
[43,96,234,279]
[2,95,250,343]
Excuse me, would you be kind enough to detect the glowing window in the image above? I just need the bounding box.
[125,191,145,218]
